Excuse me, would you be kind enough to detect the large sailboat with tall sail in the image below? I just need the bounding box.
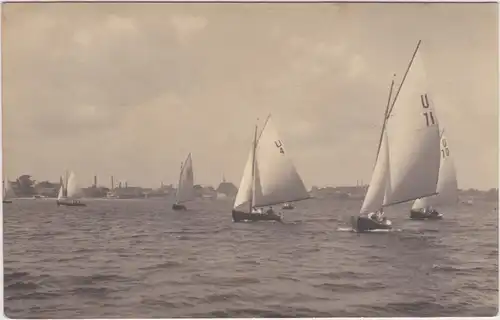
[172,153,194,211]
[410,129,458,220]
[352,40,441,232]
[232,114,310,222]
[56,171,86,207]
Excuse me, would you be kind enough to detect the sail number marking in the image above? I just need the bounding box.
[441,138,450,159]
[421,94,435,127]
[274,140,285,154]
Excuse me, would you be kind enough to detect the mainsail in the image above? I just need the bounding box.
[361,41,441,213]
[66,171,82,199]
[412,131,458,210]
[233,116,309,211]
[175,153,194,204]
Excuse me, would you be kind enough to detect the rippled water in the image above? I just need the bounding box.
[3,197,498,318]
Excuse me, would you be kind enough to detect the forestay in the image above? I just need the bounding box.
[383,48,441,206]
[412,131,458,209]
[176,153,195,203]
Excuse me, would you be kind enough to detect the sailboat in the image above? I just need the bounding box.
[56,171,86,207]
[232,115,310,222]
[410,130,458,220]
[3,180,14,204]
[172,153,194,211]
[352,40,441,232]
[282,202,295,210]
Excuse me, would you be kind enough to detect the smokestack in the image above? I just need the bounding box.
[119,181,122,189]
[94,175,97,188]
[125,181,128,188]
[111,176,114,190]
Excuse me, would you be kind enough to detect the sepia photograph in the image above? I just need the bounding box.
[2,1,498,318]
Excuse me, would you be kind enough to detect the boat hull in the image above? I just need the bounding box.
[282,205,294,210]
[409,209,443,220]
[3,200,12,204]
[232,210,282,222]
[172,203,187,211]
[56,200,86,207]
[351,216,392,232]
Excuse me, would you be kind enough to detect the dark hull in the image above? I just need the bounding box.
[282,205,294,210]
[3,200,12,204]
[172,203,187,211]
[410,209,443,220]
[232,210,282,222]
[351,216,392,233]
[57,200,86,207]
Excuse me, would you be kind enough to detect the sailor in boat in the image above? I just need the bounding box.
[368,210,385,223]
[266,207,274,214]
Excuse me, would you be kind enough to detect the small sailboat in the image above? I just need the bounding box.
[410,130,458,220]
[282,202,294,210]
[172,153,194,211]
[56,171,86,207]
[352,40,441,232]
[232,115,310,222]
[3,180,14,204]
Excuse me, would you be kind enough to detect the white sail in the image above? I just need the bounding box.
[383,49,441,206]
[66,171,82,199]
[176,153,194,203]
[233,148,255,209]
[57,186,64,200]
[233,116,309,210]
[360,129,391,214]
[57,176,65,200]
[412,132,458,210]
[233,140,263,209]
[252,117,309,207]
[3,180,16,199]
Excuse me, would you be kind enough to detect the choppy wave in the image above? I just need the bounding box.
[3,197,498,317]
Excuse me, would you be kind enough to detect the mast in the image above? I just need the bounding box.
[249,123,258,214]
[64,170,69,197]
[257,113,271,142]
[388,40,422,116]
[373,76,396,165]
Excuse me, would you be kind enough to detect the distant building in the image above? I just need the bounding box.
[107,186,145,199]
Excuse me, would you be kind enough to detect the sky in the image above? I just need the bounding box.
[2,2,498,190]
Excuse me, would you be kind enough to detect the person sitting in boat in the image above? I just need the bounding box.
[368,210,384,222]
[266,207,274,214]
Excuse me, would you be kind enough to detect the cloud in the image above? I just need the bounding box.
[170,14,208,44]
[2,3,497,189]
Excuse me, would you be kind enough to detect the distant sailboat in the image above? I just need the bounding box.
[410,130,458,220]
[352,40,441,232]
[282,202,294,210]
[3,180,14,204]
[172,153,194,211]
[56,171,86,207]
[232,115,310,222]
